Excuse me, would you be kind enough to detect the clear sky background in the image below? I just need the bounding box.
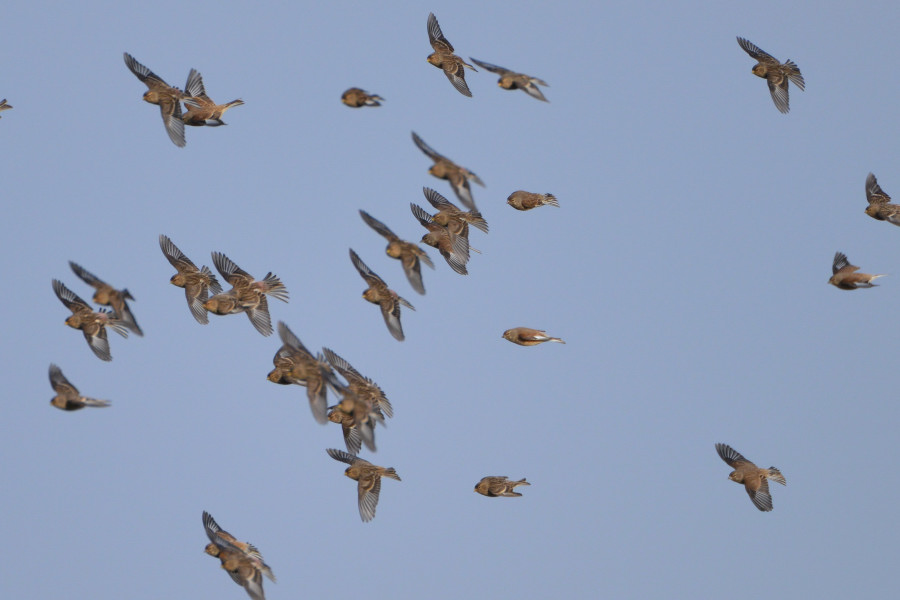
[3,1,899,598]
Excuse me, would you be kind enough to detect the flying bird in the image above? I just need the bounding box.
[68,261,142,336]
[469,58,549,101]
[322,347,393,419]
[501,327,565,346]
[341,88,383,107]
[182,68,244,127]
[507,191,559,211]
[326,448,401,522]
[52,279,128,361]
[359,210,433,295]
[474,476,531,497]
[204,252,289,336]
[202,511,274,600]
[349,248,414,342]
[736,37,804,114]
[48,364,110,411]
[267,321,339,424]
[426,13,477,97]
[412,131,484,210]
[158,234,223,324]
[423,187,488,234]
[411,203,470,275]
[123,52,186,146]
[828,252,885,290]
[0,99,11,117]
[864,172,900,226]
[715,443,786,512]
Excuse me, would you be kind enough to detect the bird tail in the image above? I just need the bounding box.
[766,468,786,486]
[467,211,489,234]
[512,478,531,488]
[224,99,245,110]
[122,288,135,301]
[547,337,565,344]
[543,194,559,207]
[784,61,804,90]
[258,273,289,302]
[365,95,383,106]
[82,397,111,408]
[382,467,401,481]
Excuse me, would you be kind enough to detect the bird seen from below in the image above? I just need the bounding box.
[426,12,477,97]
[326,448,401,522]
[52,279,128,361]
[158,234,223,324]
[123,52,186,147]
[68,261,142,336]
[715,443,786,512]
[359,210,433,295]
[736,37,804,114]
[48,364,110,411]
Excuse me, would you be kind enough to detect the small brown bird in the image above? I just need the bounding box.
[359,210,433,295]
[327,403,365,456]
[828,252,885,290]
[159,234,223,324]
[715,443,786,512]
[426,13,477,97]
[52,279,128,361]
[326,448,401,522]
[123,52,186,147]
[736,37,804,114]
[203,511,273,600]
[469,58,549,101]
[349,248,414,342]
[412,131,484,210]
[411,202,470,275]
[0,99,11,117]
[474,476,530,497]
[204,252,289,336]
[502,327,565,346]
[182,68,244,126]
[423,187,488,234]
[69,261,142,336]
[322,347,393,419]
[864,172,900,226]
[341,87,383,108]
[507,191,559,211]
[48,364,110,411]
[267,321,339,424]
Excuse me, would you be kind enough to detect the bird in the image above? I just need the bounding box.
[52,279,128,361]
[341,88,383,107]
[736,37,804,114]
[507,191,559,211]
[412,131,484,210]
[469,58,549,101]
[501,327,565,346]
[68,261,142,336]
[326,448,400,522]
[202,511,274,600]
[474,476,531,497]
[411,202,470,275]
[359,210,433,295]
[158,234,223,324]
[423,187,488,234]
[426,13,477,97]
[0,98,11,117]
[182,68,244,126]
[123,52,186,147]
[828,252,885,290]
[864,173,900,226]
[715,443,786,512]
[349,248,415,342]
[48,364,110,411]
[322,347,393,419]
[204,252,289,336]
[327,403,365,456]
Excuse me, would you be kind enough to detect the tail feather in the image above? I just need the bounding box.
[382,467,401,481]
[767,468,786,486]
[543,194,559,207]
[784,61,805,90]
[260,273,289,302]
[82,397,111,408]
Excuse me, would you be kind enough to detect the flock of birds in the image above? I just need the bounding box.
[20,13,897,600]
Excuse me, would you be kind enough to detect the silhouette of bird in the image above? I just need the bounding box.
[123,52,186,146]
[736,37,804,114]
[426,13,476,97]
[715,443,786,512]
[48,364,110,411]
[469,58,549,101]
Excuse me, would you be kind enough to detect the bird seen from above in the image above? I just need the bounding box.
[828,251,885,290]
[341,87,383,107]
[423,186,489,235]
[469,57,549,102]
[204,251,289,337]
[507,191,559,211]
[715,443,786,512]
[182,68,244,127]
[0,98,11,117]
[158,234,223,324]
[502,327,565,346]
[326,448,401,522]
[736,37,804,114]
[48,364,110,411]
[52,279,128,361]
[474,476,531,497]
[426,12,477,97]
[202,511,274,600]
[359,210,433,295]
[411,202,470,275]
[412,131,484,210]
[349,248,414,342]
[68,261,143,336]
[864,172,900,226]
[123,52,186,147]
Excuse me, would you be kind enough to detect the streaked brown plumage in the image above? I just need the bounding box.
[423,187,488,234]
[474,476,530,497]
[507,191,559,211]
[182,68,244,126]
[123,52,186,147]
[341,87,383,107]
[52,279,128,361]
[864,172,900,226]
[426,13,477,97]
[326,448,401,522]
[736,37,804,114]
[359,210,433,295]
[68,261,142,336]
[411,201,470,275]
[322,347,393,419]
[828,251,885,290]
[202,511,272,600]
[202,511,275,582]
[502,327,565,346]
[412,131,484,211]
[48,364,110,411]
[0,99,11,117]
[323,348,387,454]
[349,248,414,342]
[204,252,289,336]
[715,443,786,512]
[469,58,549,101]
[158,234,223,324]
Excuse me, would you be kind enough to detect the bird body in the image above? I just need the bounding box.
[204,252,289,336]
[502,327,565,346]
[48,364,110,410]
[202,511,273,600]
[349,248,414,341]
[182,68,243,126]
[52,279,128,361]
[123,52,186,146]
[828,252,884,290]
[715,443,785,512]
[267,321,338,424]
[68,261,142,336]
[426,13,476,97]
[864,173,900,226]
[412,132,483,210]
[469,57,549,101]
[341,87,383,107]
[327,448,400,522]
[736,37,804,114]
[475,476,530,497]
[159,235,223,324]
[359,210,433,295]
[507,191,559,211]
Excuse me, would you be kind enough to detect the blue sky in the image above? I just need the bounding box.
[3,1,900,598]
